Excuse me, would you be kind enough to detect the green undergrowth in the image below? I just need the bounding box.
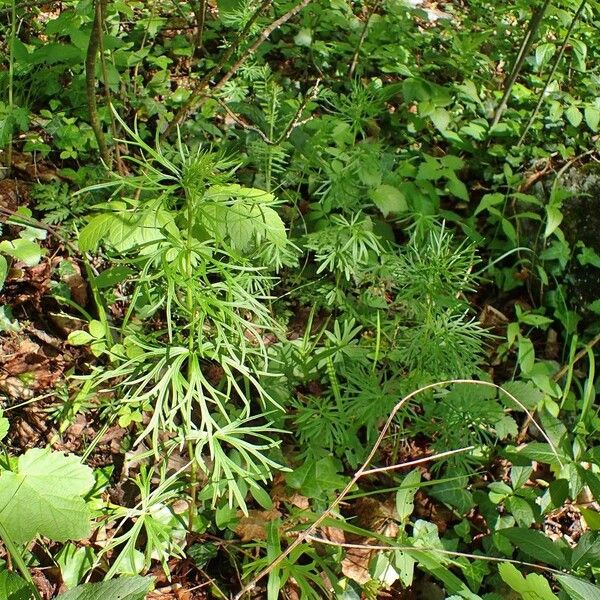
[1,0,600,598]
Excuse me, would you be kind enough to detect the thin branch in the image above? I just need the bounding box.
[553,332,600,382]
[349,0,380,78]
[162,0,314,138]
[97,0,124,174]
[518,0,588,146]
[210,0,313,98]
[192,0,207,56]
[490,0,552,130]
[85,0,111,168]
[162,0,273,139]
[234,379,557,600]
[302,536,563,575]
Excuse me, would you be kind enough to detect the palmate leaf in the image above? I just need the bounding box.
[0,448,95,544]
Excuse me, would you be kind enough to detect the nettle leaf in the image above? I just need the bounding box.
[498,562,558,600]
[571,531,600,568]
[498,528,568,568]
[56,576,154,600]
[0,570,36,600]
[78,214,115,252]
[369,184,408,217]
[285,456,347,498]
[0,448,95,544]
[0,238,42,267]
[565,105,583,128]
[585,106,600,132]
[556,574,600,600]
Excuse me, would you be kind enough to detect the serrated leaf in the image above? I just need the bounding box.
[56,576,154,600]
[498,562,558,600]
[571,532,600,568]
[556,574,600,600]
[430,107,450,132]
[0,448,94,544]
[395,469,421,522]
[0,239,42,267]
[505,496,535,528]
[0,571,35,600]
[285,456,347,499]
[499,381,544,411]
[495,415,518,439]
[498,528,568,568]
[585,106,600,131]
[369,185,408,217]
[535,43,556,69]
[446,176,469,201]
[565,105,583,127]
[78,214,115,252]
[68,330,95,346]
[474,192,504,216]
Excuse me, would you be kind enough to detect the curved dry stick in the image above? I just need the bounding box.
[234,378,558,599]
[302,535,562,575]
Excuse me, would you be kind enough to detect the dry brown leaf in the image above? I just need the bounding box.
[235,508,282,542]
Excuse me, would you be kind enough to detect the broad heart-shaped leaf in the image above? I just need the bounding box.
[556,574,600,600]
[498,528,569,568]
[56,576,154,600]
[585,105,600,131]
[0,448,94,544]
[0,570,36,600]
[498,562,558,600]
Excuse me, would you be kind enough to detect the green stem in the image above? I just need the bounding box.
[0,522,42,600]
[185,187,199,531]
[82,254,114,348]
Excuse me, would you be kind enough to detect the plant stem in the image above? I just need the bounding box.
[518,0,587,146]
[162,0,273,139]
[5,0,16,175]
[0,522,43,600]
[86,0,111,168]
[97,0,124,174]
[490,0,551,130]
[185,184,199,531]
[348,0,380,78]
[192,0,207,56]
